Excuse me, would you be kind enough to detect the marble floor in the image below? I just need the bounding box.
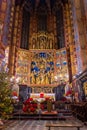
[3,119,87,130]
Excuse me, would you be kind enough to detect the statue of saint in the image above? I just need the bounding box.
[40,37,46,49]
[30,72,35,84]
[40,39,44,49]
[45,73,49,84]
[32,39,36,49]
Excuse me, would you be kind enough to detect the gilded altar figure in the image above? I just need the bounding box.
[46,71,51,84]
[40,72,45,84]
[45,73,49,84]
[36,74,40,84]
[40,37,45,49]
[32,38,36,49]
[30,72,35,84]
[50,70,54,84]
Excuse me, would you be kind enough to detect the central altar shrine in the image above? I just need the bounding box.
[15,48,68,87]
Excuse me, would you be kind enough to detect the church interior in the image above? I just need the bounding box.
[0,0,87,129]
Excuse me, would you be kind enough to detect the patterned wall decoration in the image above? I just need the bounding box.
[15,49,29,85]
[0,0,7,41]
[2,0,11,46]
[0,0,11,66]
[71,0,82,76]
[0,46,9,69]
[0,0,7,60]
[3,46,9,65]
[73,0,87,70]
[55,48,69,83]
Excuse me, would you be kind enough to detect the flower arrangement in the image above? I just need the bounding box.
[23,98,38,114]
[23,97,54,114]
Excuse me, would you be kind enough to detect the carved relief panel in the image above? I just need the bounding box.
[30,32,54,49]
[30,50,55,85]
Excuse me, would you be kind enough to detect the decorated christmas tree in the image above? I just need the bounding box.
[0,65,13,119]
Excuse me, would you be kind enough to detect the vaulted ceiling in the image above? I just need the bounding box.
[15,0,55,6]
[15,0,68,13]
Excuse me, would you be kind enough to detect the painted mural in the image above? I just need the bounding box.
[0,0,7,59]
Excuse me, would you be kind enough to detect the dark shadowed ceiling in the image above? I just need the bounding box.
[15,0,55,6]
[15,0,68,9]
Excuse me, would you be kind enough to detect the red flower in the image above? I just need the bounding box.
[23,98,38,113]
[30,104,33,107]
[40,93,44,98]
[24,98,33,105]
[24,100,29,105]
[45,97,50,100]
[23,106,28,112]
[62,97,67,101]
[66,90,72,96]
[40,104,44,110]
[12,91,17,96]
[33,103,37,108]
[30,107,35,112]
[29,98,33,101]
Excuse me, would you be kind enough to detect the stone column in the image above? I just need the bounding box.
[74,0,87,70]
[8,1,21,75]
[64,0,77,82]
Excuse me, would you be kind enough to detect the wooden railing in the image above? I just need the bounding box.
[70,102,87,121]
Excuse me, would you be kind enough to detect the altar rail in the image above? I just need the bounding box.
[70,102,87,122]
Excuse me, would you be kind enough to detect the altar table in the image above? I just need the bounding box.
[30,93,55,101]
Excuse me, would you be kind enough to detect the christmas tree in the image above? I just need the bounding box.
[0,65,13,119]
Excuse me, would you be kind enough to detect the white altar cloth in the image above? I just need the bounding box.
[30,93,55,101]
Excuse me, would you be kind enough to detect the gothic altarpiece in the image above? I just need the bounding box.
[1,0,87,100]
[8,0,71,95]
[15,42,68,92]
